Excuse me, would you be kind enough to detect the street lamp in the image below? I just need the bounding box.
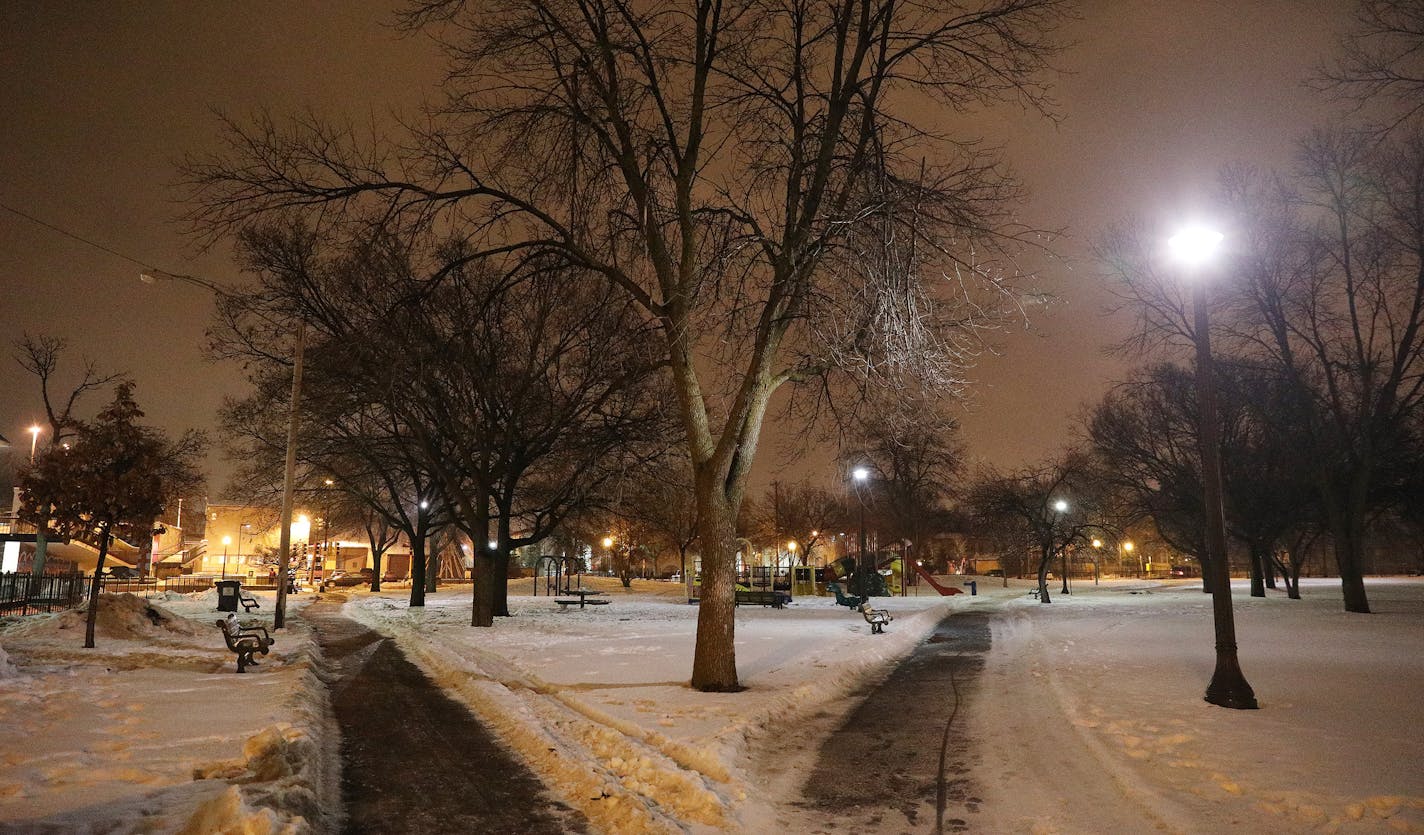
[1052,499,1070,594]
[852,467,871,598]
[27,425,42,464]
[1169,224,1258,710]
[221,535,232,580]
[1124,540,1137,575]
[1091,538,1102,585]
[143,268,306,629]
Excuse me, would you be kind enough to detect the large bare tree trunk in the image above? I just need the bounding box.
[409,533,426,608]
[1323,480,1371,613]
[471,479,494,627]
[494,510,512,617]
[1248,543,1267,597]
[690,489,740,691]
[1036,545,1052,604]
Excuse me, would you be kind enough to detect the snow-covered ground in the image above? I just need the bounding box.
[0,590,338,834]
[1,576,1420,833]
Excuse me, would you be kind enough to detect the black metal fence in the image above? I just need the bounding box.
[0,572,86,616]
[0,573,223,617]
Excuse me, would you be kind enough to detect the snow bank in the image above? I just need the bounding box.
[0,589,339,834]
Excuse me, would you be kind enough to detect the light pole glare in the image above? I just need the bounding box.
[1168,226,1224,266]
[1053,499,1069,513]
[852,467,869,482]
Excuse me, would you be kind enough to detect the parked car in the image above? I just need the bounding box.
[327,570,366,588]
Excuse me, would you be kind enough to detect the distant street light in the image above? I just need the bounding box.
[1052,498,1070,594]
[852,467,871,598]
[27,425,42,464]
[1169,224,1258,710]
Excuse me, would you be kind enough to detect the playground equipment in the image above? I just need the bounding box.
[825,556,889,598]
[912,564,965,596]
[826,582,865,609]
[534,555,585,596]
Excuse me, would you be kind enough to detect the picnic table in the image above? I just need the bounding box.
[555,588,609,609]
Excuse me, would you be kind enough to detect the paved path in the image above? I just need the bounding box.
[795,610,992,834]
[303,597,587,835]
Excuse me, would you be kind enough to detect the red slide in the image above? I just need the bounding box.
[913,564,964,595]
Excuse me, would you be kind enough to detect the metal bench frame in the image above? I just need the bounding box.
[216,619,274,673]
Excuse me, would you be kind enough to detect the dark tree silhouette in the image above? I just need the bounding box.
[19,383,205,647]
[186,0,1068,690]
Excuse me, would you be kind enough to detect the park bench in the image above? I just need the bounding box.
[239,591,261,612]
[216,617,274,673]
[858,602,893,634]
[1029,588,1043,600]
[555,589,609,609]
[735,589,790,608]
[826,582,865,609]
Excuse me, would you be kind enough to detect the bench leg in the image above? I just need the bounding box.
[236,650,250,673]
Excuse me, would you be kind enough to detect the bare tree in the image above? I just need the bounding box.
[846,395,964,561]
[965,450,1107,602]
[186,0,1068,690]
[1313,0,1424,133]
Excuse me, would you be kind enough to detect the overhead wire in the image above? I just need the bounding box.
[0,198,154,270]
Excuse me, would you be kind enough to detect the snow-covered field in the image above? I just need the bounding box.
[1,576,1419,833]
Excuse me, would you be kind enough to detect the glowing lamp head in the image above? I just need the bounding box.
[222,536,232,546]
[1092,538,1102,548]
[1123,541,1135,552]
[852,467,869,482]
[602,536,614,548]
[786,541,797,552]
[1168,226,1224,267]
[28,425,41,437]
[419,500,429,510]
[1053,499,1069,513]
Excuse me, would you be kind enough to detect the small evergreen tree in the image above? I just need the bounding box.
[19,383,205,648]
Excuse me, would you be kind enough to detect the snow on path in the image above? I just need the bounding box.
[342,579,958,833]
[968,579,1424,834]
[1,577,1418,834]
[0,591,339,834]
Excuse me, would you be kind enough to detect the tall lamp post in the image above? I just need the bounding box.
[1169,225,1258,710]
[1053,499,1070,595]
[852,467,870,598]
[26,424,51,577]
[221,535,232,580]
[142,269,306,629]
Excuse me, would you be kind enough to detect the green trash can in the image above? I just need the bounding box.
[216,580,241,612]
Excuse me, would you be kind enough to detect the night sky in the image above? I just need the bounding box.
[1,1,1350,497]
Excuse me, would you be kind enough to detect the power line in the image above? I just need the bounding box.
[0,197,157,271]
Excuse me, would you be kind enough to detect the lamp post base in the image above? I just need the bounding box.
[1205,653,1259,710]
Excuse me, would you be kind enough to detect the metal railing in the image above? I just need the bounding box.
[0,572,86,616]
[0,573,225,616]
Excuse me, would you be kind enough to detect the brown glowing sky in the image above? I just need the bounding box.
[1,1,1350,498]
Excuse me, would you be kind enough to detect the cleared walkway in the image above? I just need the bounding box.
[304,597,587,834]
[797,611,992,834]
